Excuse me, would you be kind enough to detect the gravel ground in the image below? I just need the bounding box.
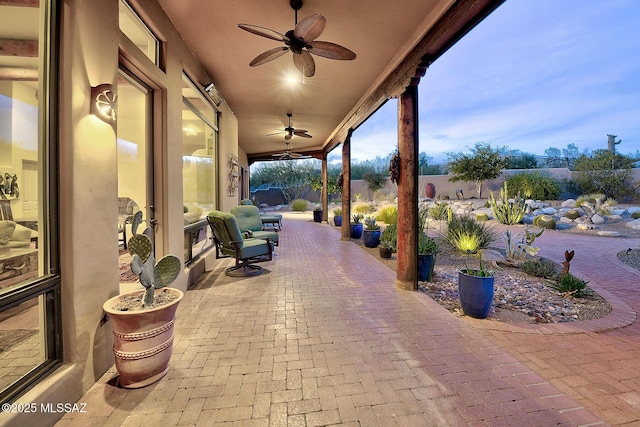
[350,220,640,324]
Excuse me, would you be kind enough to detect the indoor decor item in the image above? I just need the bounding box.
[362,216,381,248]
[350,214,363,239]
[332,207,342,226]
[458,252,495,319]
[103,211,183,388]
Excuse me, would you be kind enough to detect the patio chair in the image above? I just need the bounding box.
[207,210,273,277]
[231,205,279,245]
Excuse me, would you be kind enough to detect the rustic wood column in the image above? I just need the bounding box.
[396,78,421,290]
[341,129,353,240]
[321,153,328,222]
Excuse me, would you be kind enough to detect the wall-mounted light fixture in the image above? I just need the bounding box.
[202,81,224,107]
[90,83,117,124]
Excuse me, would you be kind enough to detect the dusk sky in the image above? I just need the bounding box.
[347,0,640,164]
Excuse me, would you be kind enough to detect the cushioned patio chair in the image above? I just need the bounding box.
[239,199,282,230]
[207,210,273,276]
[231,205,279,246]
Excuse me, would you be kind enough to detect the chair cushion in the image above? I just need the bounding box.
[231,205,263,232]
[238,238,271,259]
[249,230,278,244]
[208,210,244,244]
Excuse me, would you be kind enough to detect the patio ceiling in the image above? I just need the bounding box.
[156,0,505,163]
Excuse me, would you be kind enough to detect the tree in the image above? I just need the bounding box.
[572,149,638,200]
[447,142,509,198]
[506,150,537,169]
[250,160,318,202]
[362,170,387,193]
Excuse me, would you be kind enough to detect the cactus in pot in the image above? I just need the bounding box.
[127,211,181,308]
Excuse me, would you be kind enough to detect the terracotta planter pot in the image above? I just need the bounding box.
[103,288,184,388]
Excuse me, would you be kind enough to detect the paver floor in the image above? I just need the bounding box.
[57,212,640,426]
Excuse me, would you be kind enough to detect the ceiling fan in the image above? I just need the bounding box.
[268,113,312,140]
[238,0,356,77]
[271,142,311,160]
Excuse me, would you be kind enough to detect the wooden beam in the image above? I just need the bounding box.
[0,39,38,57]
[0,0,39,6]
[396,82,420,290]
[321,154,328,223]
[324,0,505,154]
[0,67,38,80]
[340,130,353,241]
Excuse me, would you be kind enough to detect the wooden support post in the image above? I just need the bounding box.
[341,130,353,240]
[321,153,328,223]
[396,80,421,290]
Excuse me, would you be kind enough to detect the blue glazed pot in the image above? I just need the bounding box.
[363,229,381,248]
[418,253,435,281]
[458,270,494,319]
[333,215,342,226]
[350,223,363,239]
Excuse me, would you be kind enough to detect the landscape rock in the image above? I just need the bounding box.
[597,231,620,237]
[542,207,557,215]
[626,219,640,230]
[628,206,640,214]
[591,214,605,224]
[562,199,577,208]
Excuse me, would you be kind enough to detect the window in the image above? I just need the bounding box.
[119,0,159,65]
[0,0,61,402]
[182,75,218,263]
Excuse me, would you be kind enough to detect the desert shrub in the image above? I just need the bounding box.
[632,211,640,219]
[428,202,450,220]
[380,224,397,252]
[291,199,308,211]
[521,258,559,279]
[353,202,376,215]
[445,215,495,254]
[489,182,526,225]
[548,273,590,298]
[571,150,639,201]
[376,205,398,224]
[506,171,561,200]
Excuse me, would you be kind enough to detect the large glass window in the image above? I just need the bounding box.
[0,0,61,402]
[182,75,218,263]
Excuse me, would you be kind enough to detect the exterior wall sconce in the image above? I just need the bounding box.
[90,84,117,124]
[202,81,224,106]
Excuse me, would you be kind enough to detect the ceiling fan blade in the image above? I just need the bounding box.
[294,131,312,138]
[249,47,289,67]
[294,13,326,42]
[293,51,315,77]
[238,23,289,42]
[307,41,356,60]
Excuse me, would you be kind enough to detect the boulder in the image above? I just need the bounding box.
[626,219,640,230]
[541,207,557,215]
[561,199,577,208]
[591,214,605,224]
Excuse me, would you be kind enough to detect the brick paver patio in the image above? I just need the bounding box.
[57,212,640,426]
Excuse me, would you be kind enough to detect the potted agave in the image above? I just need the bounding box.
[362,216,381,248]
[458,251,495,319]
[379,223,397,259]
[332,207,343,226]
[418,232,437,281]
[103,211,183,388]
[350,214,364,239]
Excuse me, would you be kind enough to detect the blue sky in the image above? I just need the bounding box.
[347,0,640,164]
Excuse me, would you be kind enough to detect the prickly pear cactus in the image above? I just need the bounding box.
[126,212,181,308]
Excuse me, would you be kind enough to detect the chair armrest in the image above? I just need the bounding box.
[242,230,254,238]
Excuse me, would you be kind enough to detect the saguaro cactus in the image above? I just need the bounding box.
[127,211,181,308]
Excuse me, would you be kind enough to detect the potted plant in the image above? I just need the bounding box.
[379,224,396,258]
[313,206,322,223]
[103,211,183,388]
[362,216,381,248]
[418,232,437,281]
[332,207,343,226]
[350,213,364,239]
[458,251,495,319]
